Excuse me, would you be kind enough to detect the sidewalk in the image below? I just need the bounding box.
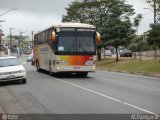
[149,73,160,78]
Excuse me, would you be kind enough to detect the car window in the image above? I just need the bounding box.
[0,58,21,67]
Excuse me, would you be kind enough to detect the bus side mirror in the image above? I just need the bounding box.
[51,31,57,43]
[96,32,101,45]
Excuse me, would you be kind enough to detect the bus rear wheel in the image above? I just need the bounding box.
[49,66,53,76]
[36,63,41,72]
[76,72,88,78]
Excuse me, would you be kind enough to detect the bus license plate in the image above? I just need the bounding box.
[73,67,80,70]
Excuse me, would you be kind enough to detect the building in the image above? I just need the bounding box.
[2,35,32,53]
[143,30,150,42]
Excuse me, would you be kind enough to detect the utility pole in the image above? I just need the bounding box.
[154,0,156,23]
[20,31,25,54]
[0,33,1,55]
[144,0,159,23]
[9,28,14,51]
[0,21,5,55]
[153,0,159,59]
[0,29,4,55]
[31,31,34,49]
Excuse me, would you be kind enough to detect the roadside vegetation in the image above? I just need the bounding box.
[96,58,160,75]
[63,0,160,62]
[63,0,160,75]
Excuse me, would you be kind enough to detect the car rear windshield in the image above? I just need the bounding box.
[0,58,21,67]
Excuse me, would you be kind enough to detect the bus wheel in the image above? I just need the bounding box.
[36,63,41,72]
[76,72,88,78]
[49,66,53,76]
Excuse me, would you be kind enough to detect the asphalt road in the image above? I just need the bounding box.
[0,58,160,119]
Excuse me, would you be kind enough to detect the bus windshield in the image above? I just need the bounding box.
[56,30,96,55]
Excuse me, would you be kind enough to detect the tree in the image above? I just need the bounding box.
[134,14,142,35]
[128,36,150,61]
[63,0,140,61]
[146,0,160,23]
[148,29,160,47]
[147,28,160,59]
[146,0,160,60]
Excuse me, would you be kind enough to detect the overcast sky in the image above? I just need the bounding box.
[0,0,153,38]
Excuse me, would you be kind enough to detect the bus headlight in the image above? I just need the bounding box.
[93,66,96,70]
[56,66,60,70]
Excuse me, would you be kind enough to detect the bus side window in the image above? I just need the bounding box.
[46,30,50,42]
[39,34,41,44]
[45,32,47,42]
[49,29,52,41]
[40,33,42,44]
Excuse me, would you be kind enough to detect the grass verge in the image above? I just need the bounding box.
[96,58,160,75]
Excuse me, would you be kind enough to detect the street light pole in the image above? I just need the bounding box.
[9,28,14,51]
[0,21,5,55]
[0,8,18,17]
[20,31,25,55]
[0,30,2,55]
[0,29,4,55]
[154,0,156,23]
[144,0,158,23]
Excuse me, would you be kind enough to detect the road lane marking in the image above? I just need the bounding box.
[55,78,157,115]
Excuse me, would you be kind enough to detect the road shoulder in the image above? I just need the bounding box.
[0,86,26,114]
[96,68,160,78]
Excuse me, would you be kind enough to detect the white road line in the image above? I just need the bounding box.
[55,78,157,115]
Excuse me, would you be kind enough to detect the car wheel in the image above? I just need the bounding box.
[21,79,26,84]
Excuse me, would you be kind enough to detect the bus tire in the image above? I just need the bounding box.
[21,78,26,84]
[49,66,53,76]
[36,63,41,72]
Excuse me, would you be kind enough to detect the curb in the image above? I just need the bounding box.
[96,69,160,78]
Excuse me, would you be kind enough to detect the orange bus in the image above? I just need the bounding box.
[34,23,101,77]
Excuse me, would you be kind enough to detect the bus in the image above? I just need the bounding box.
[34,23,101,77]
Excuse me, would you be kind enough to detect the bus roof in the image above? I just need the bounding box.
[35,22,95,35]
[53,22,95,28]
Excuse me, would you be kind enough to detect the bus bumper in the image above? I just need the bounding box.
[52,66,96,73]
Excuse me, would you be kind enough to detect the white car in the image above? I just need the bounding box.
[105,50,112,56]
[0,56,26,84]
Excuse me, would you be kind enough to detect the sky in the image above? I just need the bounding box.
[0,0,153,39]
